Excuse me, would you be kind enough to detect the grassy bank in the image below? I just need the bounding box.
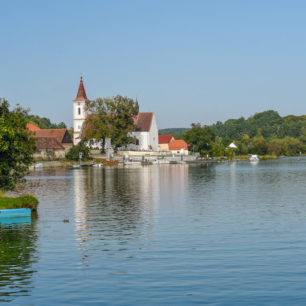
[0,195,39,211]
[234,155,278,160]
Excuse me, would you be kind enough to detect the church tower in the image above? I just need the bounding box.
[73,76,89,145]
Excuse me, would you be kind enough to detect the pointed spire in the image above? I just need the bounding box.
[74,75,88,101]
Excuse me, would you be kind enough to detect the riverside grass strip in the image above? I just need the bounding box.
[0,195,38,211]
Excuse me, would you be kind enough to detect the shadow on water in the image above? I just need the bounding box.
[0,217,38,302]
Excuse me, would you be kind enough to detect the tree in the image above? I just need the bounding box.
[26,114,67,129]
[238,134,251,154]
[84,95,139,149]
[0,99,36,190]
[66,140,90,161]
[251,135,268,155]
[182,123,216,156]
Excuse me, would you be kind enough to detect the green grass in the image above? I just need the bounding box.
[234,155,278,160]
[0,195,39,211]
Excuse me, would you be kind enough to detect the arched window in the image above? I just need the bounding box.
[78,108,81,115]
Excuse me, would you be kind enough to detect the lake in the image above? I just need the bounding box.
[1,157,306,305]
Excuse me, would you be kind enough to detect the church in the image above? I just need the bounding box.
[73,77,159,151]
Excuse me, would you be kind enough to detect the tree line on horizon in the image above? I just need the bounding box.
[26,114,67,129]
[160,110,306,157]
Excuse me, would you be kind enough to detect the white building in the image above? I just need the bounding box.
[73,76,88,145]
[73,77,158,151]
[128,112,159,151]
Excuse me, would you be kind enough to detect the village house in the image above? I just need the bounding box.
[34,137,66,160]
[73,77,159,151]
[158,134,189,155]
[169,139,189,155]
[27,123,73,160]
[158,134,174,151]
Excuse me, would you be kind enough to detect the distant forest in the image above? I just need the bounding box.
[159,110,306,156]
[26,114,67,129]
[158,128,189,136]
[159,111,305,140]
[211,110,306,140]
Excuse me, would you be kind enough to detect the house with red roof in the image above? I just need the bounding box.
[33,137,66,160]
[169,139,189,155]
[73,77,159,151]
[26,123,73,160]
[26,123,41,131]
[158,134,174,151]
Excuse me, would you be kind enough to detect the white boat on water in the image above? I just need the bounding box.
[249,154,259,162]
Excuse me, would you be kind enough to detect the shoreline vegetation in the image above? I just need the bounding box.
[0,194,38,211]
[30,154,303,170]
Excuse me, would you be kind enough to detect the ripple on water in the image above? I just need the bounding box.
[1,157,306,304]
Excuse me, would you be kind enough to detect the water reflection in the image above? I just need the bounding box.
[73,169,89,265]
[0,220,38,302]
[73,165,191,262]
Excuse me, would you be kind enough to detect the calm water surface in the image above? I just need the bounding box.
[1,157,306,305]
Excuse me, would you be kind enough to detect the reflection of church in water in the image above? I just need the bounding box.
[73,166,189,263]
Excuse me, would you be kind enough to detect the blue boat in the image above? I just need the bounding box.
[0,216,31,225]
[0,208,31,218]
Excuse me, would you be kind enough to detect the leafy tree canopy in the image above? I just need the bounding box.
[84,95,139,148]
[26,114,67,129]
[182,123,216,156]
[211,110,305,140]
[66,140,90,161]
[0,99,36,190]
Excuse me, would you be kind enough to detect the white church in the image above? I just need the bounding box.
[73,76,159,151]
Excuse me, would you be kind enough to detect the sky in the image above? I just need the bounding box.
[0,0,306,129]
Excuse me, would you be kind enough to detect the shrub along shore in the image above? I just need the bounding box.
[0,195,38,211]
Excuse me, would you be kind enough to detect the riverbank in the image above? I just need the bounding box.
[30,154,282,169]
[234,155,278,161]
[0,194,38,211]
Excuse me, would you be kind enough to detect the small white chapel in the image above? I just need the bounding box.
[73,77,159,151]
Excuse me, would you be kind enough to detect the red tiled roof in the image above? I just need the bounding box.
[33,129,71,144]
[74,76,88,101]
[36,137,64,150]
[134,112,153,132]
[169,139,188,151]
[158,134,173,144]
[26,123,40,131]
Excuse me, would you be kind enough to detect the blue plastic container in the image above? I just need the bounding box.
[0,208,31,218]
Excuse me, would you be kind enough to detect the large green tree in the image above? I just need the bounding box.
[0,99,36,190]
[183,123,216,156]
[84,95,139,149]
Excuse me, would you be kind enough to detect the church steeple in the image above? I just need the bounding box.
[74,75,88,101]
[73,75,89,145]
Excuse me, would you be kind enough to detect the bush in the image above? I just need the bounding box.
[66,141,90,161]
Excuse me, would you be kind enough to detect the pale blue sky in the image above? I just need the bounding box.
[0,0,305,128]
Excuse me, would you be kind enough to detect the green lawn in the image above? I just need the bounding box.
[0,195,39,211]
